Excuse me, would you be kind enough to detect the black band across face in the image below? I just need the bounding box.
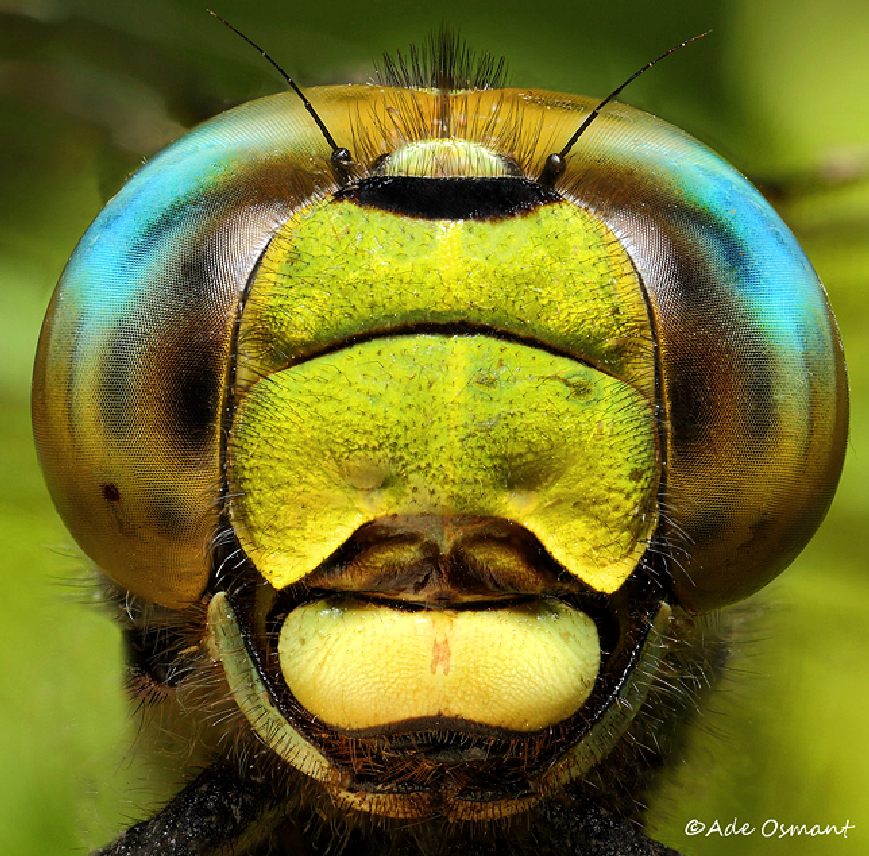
[335,176,561,220]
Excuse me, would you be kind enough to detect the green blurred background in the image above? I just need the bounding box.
[1,0,867,853]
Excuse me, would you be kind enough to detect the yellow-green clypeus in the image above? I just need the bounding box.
[228,335,659,593]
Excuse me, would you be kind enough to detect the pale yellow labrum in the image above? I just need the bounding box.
[278,599,600,731]
[228,335,659,593]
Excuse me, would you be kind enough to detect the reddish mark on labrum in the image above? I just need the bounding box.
[431,635,451,675]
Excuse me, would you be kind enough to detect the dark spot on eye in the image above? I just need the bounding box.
[166,349,221,450]
[684,506,728,545]
[101,483,121,502]
[98,322,138,435]
[667,354,717,452]
[741,351,778,440]
[128,197,197,262]
[151,497,191,536]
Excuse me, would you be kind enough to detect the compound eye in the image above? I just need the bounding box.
[33,272,230,608]
[31,93,337,608]
[662,295,848,611]
[553,103,849,611]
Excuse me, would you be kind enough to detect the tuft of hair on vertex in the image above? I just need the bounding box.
[375,26,508,92]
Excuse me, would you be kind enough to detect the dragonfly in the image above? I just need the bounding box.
[29,17,847,856]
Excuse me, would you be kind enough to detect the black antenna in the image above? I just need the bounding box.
[539,31,710,186]
[208,10,353,177]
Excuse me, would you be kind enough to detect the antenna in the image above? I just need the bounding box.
[208,10,353,177]
[539,31,710,186]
